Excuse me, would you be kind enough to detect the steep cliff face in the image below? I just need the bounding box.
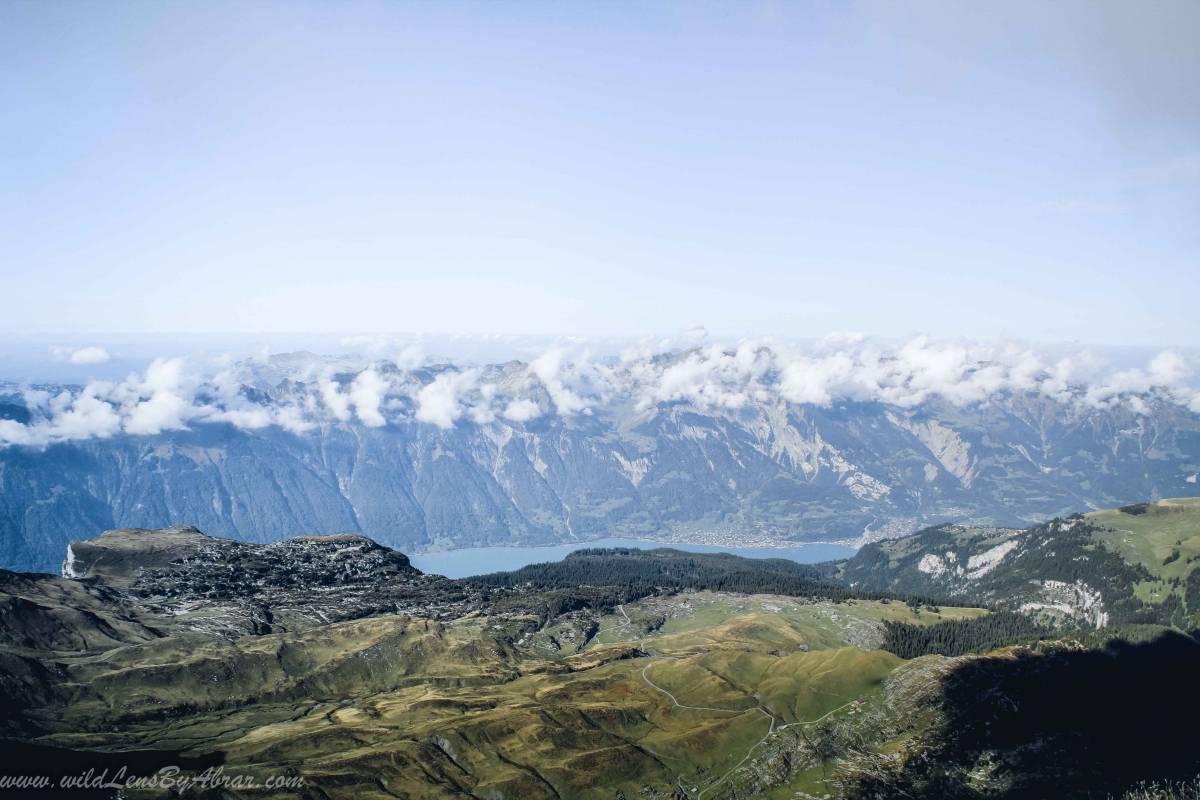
[2,365,1198,573]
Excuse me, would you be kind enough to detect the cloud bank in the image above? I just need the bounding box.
[2,336,1198,448]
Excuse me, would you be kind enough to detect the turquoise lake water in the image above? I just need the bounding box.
[408,538,857,579]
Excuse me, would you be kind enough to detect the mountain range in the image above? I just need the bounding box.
[2,348,1199,573]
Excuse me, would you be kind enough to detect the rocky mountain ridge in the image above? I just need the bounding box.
[53,525,500,639]
[834,498,1200,630]
[2,349,1198,572]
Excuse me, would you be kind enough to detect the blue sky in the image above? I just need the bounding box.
[2,1,1197,345]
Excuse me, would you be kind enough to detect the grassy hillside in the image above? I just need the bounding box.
[836,498,1200,630]
[5,581,983,800]
[1088,499,1200,609]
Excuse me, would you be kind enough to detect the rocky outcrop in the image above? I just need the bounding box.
[48,526,498,639]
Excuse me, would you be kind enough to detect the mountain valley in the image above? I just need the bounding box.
[3,499,1200,798]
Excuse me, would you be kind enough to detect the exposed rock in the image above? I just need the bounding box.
[3,366,1199,574]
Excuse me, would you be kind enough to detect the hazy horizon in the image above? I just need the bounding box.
[2,329,1198,386]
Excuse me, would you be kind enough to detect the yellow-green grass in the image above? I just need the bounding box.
[35,593,984,800]
[199,650,791,798]
[645,646,902,724]
[763,764,838,799]
[1088,498,1200,606]
[590,592,987,655]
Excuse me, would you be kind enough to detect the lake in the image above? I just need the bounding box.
[408,537,857,579]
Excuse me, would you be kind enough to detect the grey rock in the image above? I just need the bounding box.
[2,376,1198,573]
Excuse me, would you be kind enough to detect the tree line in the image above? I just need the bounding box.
[469,547,954,610]
[880,611,1050,659]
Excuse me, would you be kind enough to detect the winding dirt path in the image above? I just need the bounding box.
[696,698,859,799]
[604,603,860,799]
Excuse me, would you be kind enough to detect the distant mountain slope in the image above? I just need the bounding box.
[2,350,1199,572]
[834,498,1200,629]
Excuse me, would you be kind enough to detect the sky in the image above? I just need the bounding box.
[2,1,1198,346]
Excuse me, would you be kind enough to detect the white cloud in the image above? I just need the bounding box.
[339,334,391,354]
[415,369,480,429]
[349,368,388,427]
[0,385,122,446]
[502,398,541,422]
[319,378,353,421]
[1084,349,1195,409]
[273,405,316,434]
[780,354,854,406]
[645,343,772,410]
[50,345,112,365]
[1,336,1198,448]
[0,355,315,447]
[1149,350,1190,385]
[339,335,427,371]
[209,406,273,429]
[530,348,590,415]
[122,358,199,435]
